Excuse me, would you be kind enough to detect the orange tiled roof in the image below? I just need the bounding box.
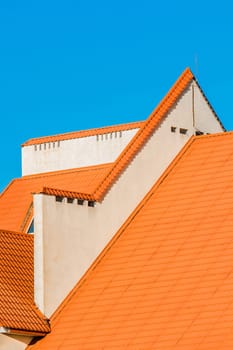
[0,163,112,232]
[93,68,193,199]
[0,229,49,334]
[28,132,233,349]
[23,68,224,205]
[22,121,144,146]
[38,68,194,202]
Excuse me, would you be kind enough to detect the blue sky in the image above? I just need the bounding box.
[0,0,232,190]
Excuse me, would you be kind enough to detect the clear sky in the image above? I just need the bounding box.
[0,0,232,191]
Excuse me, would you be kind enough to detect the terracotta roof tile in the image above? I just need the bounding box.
[28,132,233,349]
[38,68,194,202]
[93,67,193,199]
[0,163,112,232]
[0,229,49,334]
[22,121,144,146]
[42,187,96,201]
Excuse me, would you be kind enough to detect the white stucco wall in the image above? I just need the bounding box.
[34,82,224,317]
[0,334,32,350]
[192,81,224,134]
[22,128,139,176]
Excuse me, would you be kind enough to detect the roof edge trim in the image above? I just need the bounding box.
[22,121,144,147]
[93,68,194,200]
[29,69,194,204]
[0,327,48,337]
[39,187,97,201]
[0,228,32,237]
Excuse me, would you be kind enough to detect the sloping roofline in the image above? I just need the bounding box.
[22,120,144,146]
[34,68,224,203]
[39,68,195,201]
[0,163,112,233]
[93,67,194,200]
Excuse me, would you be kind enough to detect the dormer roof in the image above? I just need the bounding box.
[0,163,112,232]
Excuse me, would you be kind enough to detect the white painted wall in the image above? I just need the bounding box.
[34,82,224,317]
[22,129,139,176]
[0,334,32,350]
[193,81,224,134]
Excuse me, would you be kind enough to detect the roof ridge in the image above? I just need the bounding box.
[22,120,144,146]
[41,186,96,201]
[50,135,197,325]
[29,68,193,203]
[92,68,194,200]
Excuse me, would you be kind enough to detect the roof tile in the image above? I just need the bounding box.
[0,229,49,333]
[0,163,112,232]
[22,121,144,146]
[93,67,193,200]
[37,68,194,202]
[28,132,233,349]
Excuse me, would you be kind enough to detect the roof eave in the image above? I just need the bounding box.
[37,187,97,201]
[0,326,48,337]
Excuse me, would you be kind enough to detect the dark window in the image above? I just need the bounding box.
[180,128,188,135]
[195,130,204,136]
[28,219,34,233]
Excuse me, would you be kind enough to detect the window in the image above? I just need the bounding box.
[27,219,34,234]
[67,198,74,204]
[180,128,188,135]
